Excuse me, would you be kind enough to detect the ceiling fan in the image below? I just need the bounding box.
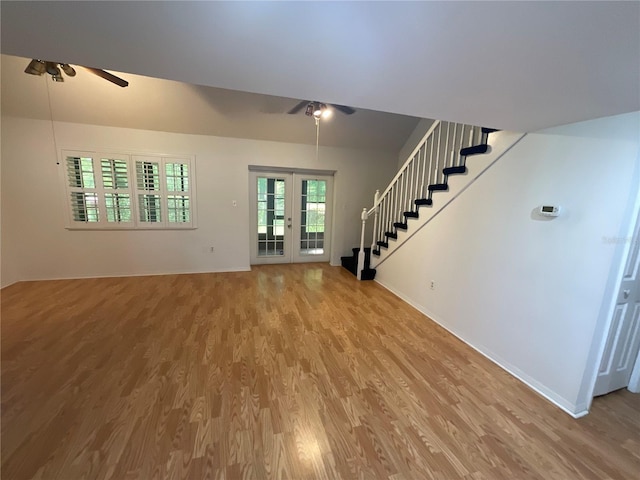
[24,59,129,87]
[288,100,355,119]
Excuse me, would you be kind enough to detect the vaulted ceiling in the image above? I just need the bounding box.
[1,54,421,151]
[2,1,639,133]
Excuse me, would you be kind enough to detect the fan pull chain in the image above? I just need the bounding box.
[45,77,61,165]
[315,117,320,161]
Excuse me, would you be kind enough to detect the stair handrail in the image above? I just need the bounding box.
[366,120,441,216]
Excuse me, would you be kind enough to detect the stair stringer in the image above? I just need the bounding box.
[371,131,526,269]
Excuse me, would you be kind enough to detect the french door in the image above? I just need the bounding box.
[249,171,333,264]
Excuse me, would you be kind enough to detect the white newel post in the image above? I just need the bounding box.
[357,208,367,280]
[370,189,380,254]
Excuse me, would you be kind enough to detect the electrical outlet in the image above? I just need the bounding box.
[430,280,436,290]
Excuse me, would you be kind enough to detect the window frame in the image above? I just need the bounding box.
[60,150,197,230]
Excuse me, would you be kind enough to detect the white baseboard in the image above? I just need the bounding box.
[375,277,587,419]
[9,267,252,284]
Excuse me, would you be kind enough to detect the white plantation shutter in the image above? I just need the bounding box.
[63,152,135,227]
[100,155,134,225]
[62,150,195,230]
[165,160,192,226]
[134,156,163,225]
[65,154,100,223]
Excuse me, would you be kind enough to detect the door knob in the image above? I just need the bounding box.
[287,224,292,229]
[623,289,630,299]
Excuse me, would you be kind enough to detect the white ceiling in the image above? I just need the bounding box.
[1,54,420,151]
[1,1,639,132]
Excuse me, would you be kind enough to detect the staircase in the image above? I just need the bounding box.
[341,120,500,280]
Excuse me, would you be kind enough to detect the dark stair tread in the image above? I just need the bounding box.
[443,166,467,176]
[394,222,408,230]
[360,268,377,281]
[482,127,499,134]
[428,183,448,192]
[404,211,419,218]
[460,144,488,156]
[415,198,433,206]
[340,256,357,276]
[385,231,397,240]
[372,249,380,256]
[376,241,388,248]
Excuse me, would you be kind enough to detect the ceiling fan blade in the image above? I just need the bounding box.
[331,104,356,115]
[85,67,129,87]
[287,100,308,114]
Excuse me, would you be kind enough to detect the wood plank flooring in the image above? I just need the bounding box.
[2,264,639,479]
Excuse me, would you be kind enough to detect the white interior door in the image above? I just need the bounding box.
[593,211,640,396]
[249,171,333,265]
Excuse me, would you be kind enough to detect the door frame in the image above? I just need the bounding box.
[248,166,336,265]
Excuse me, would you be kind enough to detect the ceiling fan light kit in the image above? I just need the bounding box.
[24,59,46,75]
[60,64,76,77]
[286,99,355,160]
[23,59,128,87]
[288,100,356,118]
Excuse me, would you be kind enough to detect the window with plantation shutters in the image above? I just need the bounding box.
[61,150,196,230]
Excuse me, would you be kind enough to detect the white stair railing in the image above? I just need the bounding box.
[356,120,488,277]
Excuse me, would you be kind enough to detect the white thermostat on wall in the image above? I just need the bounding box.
[538,205,561,217]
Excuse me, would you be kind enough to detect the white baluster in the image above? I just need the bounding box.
[385,189,390,235]
[429,130,435,188]
[436,124,442,185]
[385,195,390,234]
[370,190,380,253]
[393,177,398,228]
[457,124,464,166]
[420,140,426,198]
[450,123,458,168]
[443,122,450,182]
[402,170,408,215]
[398,174,402,221]
[408,159,415,212]
[357,208,367,280]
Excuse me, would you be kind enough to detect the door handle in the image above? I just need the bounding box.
[287,224,292,229]
[623,289,630,300]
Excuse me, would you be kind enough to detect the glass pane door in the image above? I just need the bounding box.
[250,171,333,265]
[299,179,326,255]
[292,175,333,263]
[250,173,293,264]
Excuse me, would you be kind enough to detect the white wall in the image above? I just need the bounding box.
[1,117,397,287]
[375,112,640,416]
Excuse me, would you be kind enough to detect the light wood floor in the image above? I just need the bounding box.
[2,264,639,480]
